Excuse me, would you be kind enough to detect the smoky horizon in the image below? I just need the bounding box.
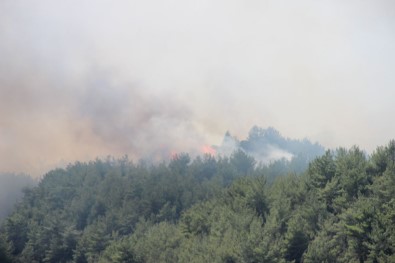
[1,0,395,177]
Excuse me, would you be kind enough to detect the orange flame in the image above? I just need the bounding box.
[170,150,178,160]
[201,145,216,156]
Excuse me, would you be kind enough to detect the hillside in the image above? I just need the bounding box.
[1,141,395,262]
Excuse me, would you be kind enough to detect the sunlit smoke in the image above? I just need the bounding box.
[1,0,395,177]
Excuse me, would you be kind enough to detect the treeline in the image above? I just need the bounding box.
[238,126,324,159]
[217,126,325,179]
[1,142,395,262]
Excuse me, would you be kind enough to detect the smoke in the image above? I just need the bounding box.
[216,130,294,164]
[0,173,37,221]
[216,132,240,156]
[0,64,207,176]
[1,0,395,177]
[77,70,202,160]
[255,145,294,164]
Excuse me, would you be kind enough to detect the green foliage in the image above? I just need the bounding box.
[230,150,256,175]
[2,141,395,262]
[307,150,336,189]
[0,232,12,263]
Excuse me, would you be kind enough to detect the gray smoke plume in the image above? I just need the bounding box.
[1,0,395,177]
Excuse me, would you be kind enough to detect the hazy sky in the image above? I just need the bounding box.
[1,0,395,177]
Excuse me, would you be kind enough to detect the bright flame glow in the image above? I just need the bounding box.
[201,145,216,156]
[170,150,178,160]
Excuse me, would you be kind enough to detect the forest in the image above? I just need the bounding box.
[0,131,394,262]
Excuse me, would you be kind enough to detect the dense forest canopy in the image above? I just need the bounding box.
[0,125,323,222]
[1,139,395,262]
[1,2,394,262]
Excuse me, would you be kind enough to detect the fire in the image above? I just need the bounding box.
[201,145,216,156]
[170,150,178,160]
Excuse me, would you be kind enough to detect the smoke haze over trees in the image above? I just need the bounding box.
[217,126,324,163]
[0,125,322,223]
[215,126,325,180]
[1,141,395,262]
[0,174,36,222]
[1,0,395,177]
[1,1,395,261]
